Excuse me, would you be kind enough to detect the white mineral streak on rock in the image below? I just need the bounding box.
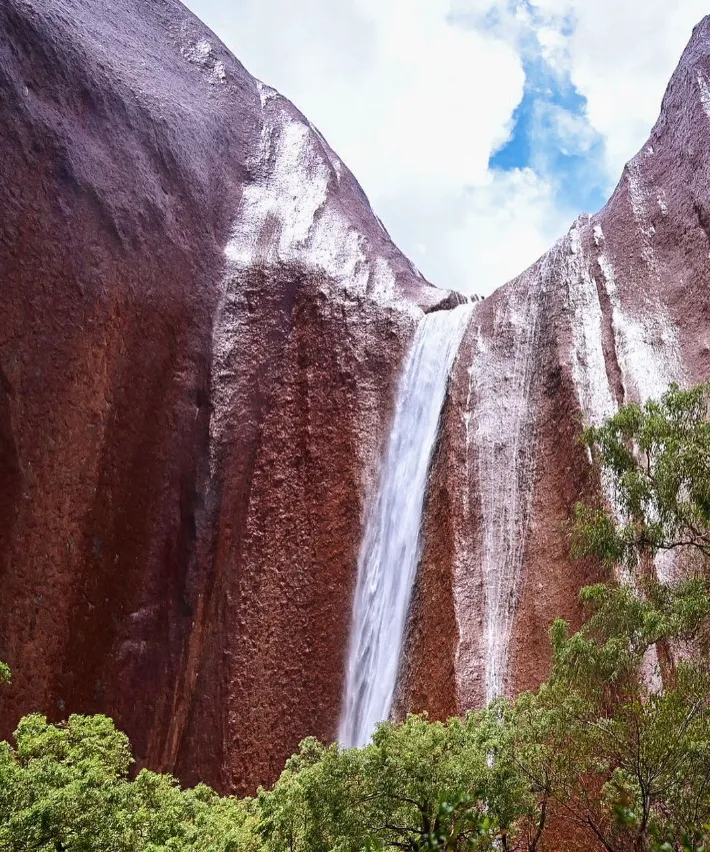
[567,218,682,488]
[180,36,226,84]
[224,119,330,268]
[223,91,414,313]
[309,123,344,183]
[567,222,617,434]
[697,72,710,119]
[599,235,686,596]
[641,644,664,694]
[210,83,422,474]
[626,152,659,255]
[461,275,544,704]
[572,219,685,601]
[208,257,248,478]
[596,231,681,403]
[339,304,474,747]
[563,220,626,580]
[654,549,680,585]
[627,158,647,225]
[256,80,278,109]
[451,328,483,705]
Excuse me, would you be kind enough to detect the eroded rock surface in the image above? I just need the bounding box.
[406,16,710,711]
[0,0,454,793]
[2,0,710,800]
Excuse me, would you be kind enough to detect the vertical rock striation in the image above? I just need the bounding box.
[0,0,457,794]
[407,16,710,708]
[2,0,710,798]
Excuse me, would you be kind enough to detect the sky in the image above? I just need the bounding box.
[184,0,708,296]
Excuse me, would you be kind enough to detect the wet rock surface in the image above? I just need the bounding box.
[2,0,710,800]
[412,15,710,710]
[0,0,448,793]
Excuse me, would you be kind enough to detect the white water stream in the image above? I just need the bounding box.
[339,303,473,747]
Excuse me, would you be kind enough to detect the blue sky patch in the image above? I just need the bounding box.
[483,8,609,215]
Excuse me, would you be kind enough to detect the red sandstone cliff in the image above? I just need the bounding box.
[0,0,456,793]
[2,0,710,800]
[404,16,710,717]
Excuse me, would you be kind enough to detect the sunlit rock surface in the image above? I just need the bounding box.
[2,0,710,799]
[403,17,710,714]
[0,0,456,794]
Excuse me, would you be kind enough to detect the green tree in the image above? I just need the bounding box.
[257,714,524,851]
[573,383,710,565]
[498,662,710,851]
[572,383,710,686]
[0,713,257,851]
[3,384,710,852]
[516,381,710,850]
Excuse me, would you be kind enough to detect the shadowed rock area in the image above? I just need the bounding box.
[1,0,710,799]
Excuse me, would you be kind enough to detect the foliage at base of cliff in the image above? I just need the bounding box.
[0,712,258,851]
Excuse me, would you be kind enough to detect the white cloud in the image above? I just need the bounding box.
[183,0,707,296]
[444,169,573,294]
[372,166,573,297]
[518,0,708,178]
[184,0,524,189]
[566,1,708,177]
[540,103,597,157]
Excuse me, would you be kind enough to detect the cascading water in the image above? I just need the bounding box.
[339,303,474,748]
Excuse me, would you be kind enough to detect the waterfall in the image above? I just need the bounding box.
[339,303,473,748]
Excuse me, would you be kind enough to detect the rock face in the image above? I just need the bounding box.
[1,0,710,800]
[403,16,710,713]
[0,0,456,793]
